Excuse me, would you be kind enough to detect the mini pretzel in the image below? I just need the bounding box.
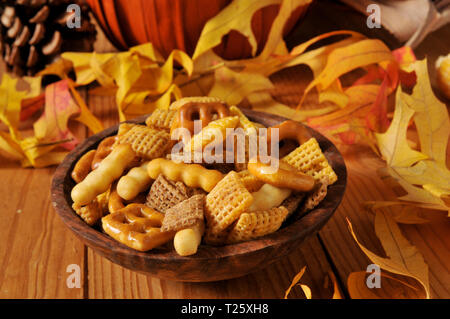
[108,183,125,213]
[71,150,96,183]
[91,136,117,170]
[101,204,175,251]
[247,157,315,192]
[267,120,312,155]
[177,100,231,135]
[184,116,239,153]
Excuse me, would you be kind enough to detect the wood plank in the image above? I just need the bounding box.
[87,235,337,299]
[0,88,88,298]
[0,165,86,298]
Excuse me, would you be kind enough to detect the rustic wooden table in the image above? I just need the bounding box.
[0,1,449,299]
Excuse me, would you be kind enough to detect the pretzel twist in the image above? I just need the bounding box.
[176,100,230,135]
[267,120,312,151]
[102,204,175,251]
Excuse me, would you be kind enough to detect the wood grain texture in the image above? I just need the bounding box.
[0,96,88,298]
[0,0,449,298]
[87,236,336,299]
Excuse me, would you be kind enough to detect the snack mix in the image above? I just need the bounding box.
[70,97,338,256]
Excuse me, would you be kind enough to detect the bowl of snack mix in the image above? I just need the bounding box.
[51,97,347,282]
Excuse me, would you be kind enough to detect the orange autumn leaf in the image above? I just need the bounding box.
[258,0,313,60]
[347,213,430,298]
[308,84,380,127]
[33,79,80,150]
[298,39,394,108]
[284,266,312,299]
[347,271,426,299]
[193,0,311,60]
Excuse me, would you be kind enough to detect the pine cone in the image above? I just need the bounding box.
[0,0,96,76]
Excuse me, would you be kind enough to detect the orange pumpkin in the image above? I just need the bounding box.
[86,0,311,59]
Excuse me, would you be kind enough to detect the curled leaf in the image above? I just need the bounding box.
[347,212,430,298]
[284,266,312,299]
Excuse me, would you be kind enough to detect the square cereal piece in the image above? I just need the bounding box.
[118,124,171,160]
[205,171,253,235]
[145,108,177,131]
[161,194,205,232]
[237,170,264,192]
[146,174,190,213]
[226,206,288,244]
[282,137,337,184]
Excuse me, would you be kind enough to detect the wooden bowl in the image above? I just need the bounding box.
[51,109,347,282]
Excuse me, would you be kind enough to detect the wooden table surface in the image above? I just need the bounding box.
[0,1,449,299]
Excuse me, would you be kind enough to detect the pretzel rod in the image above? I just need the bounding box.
[147,158,224,192]
[117,162,152,200]
[71,144,136,206]
[173,222,205,256]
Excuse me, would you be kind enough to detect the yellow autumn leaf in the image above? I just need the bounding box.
[122,84,182,118]
[363,201,442,224]
[90,51,119,88]
[62,52,113,86]
[284,266,312,299]
[376,88,428,167]
[403,60,450,167]
[375,59,450,213]
[67,79,104,134]
[0,130,24,160]
[308,84,380,127]
[21,150,69,168]
[299,39,393,108]
[37,57,73,80]
[258,0,312,60]
[0,72,29,139]
[248,91,338,122]
[347,271,426,299]
[193,0,285,60]
[208,66,274,106]
[388,167,449,212]
[347,212,430,298]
